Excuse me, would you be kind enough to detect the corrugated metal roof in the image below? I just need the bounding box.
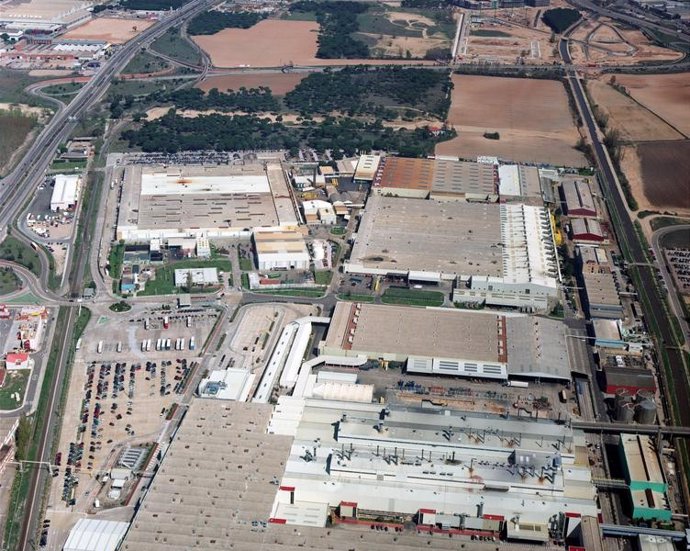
[63,519,129,551]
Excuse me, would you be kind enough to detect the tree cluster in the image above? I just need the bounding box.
[284,66,452,120]
[146,86,279,113]
[187,11,265,35]
[122,110,452,157]
[401,0,448,8]
[541,8,581,34]
[291,1,370,58]
[119,0,189,10]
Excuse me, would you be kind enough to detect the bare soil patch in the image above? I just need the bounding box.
[193,19,437,67]
[62,17,154,44]
[437,74,585,166]
[615,73,690,136]
[368,33,449,58]
[635,140,690,210]
[569,17,682,66]
[196,73,305,95]
[588,79,683,142]
[462,19,558,64]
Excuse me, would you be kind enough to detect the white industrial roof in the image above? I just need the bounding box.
[141,171,270,196]
[498,165,521,196]
[63,518,129,551]
[51,174,79,207]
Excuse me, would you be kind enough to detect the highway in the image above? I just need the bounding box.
[3,2,217,550]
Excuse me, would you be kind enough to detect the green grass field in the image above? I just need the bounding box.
[40,82,84,102]
[139,259,232,296]
[337,293,375,302]
[0,236,41,278]
[151,27,201,66]
[108,242,125,279]
[313,270,333,285]
[49,159,86,172]
[381,287,444,307]
[0,370,29,410]
[0,110,37,173]
[330,226,346,235]
[109,78,186,98]
[121,51,170,75]
[239,257,254,271]
[255,288,325,298]
[0,267,21,295]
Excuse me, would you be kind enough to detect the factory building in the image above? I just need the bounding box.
[347,196,559,312]
[322,302,573,381]
[562,180,597,218]
[116,163,298,241]
[302,200,336,225]
[603,367,656,395]
[618,434,671,521]
[254,229,310,271]
[173,267,219,288]
[571,218,606,244]
[63,519,129,551]
[268,399,598,530]
[577,246,623,319]
[497,164,542,201]
[370,156,498,202]
[50,174,80,211]
[353,154,381,183]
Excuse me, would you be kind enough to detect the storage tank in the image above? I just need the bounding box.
[615,391,635,423]
[635,398,657,425]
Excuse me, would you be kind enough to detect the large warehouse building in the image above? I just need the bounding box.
[371,156,498,202]
[321,302,573,381]
[116,163,298,241]
[561,180,597,218]
[347,196,559,311]
[268,399,598,531]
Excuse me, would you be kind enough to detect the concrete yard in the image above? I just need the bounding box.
[45,306,219,539]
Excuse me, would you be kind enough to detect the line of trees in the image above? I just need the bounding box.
[120,0,189,10]
[144,86,280,113]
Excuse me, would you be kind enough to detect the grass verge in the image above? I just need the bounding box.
[381,287,444,307]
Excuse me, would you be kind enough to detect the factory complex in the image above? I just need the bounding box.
[116,162,298,242]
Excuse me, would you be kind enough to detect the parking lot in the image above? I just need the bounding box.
[665,247,690,293]
[46,307,219,521]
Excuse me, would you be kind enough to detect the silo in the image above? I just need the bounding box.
[635,398,657,425]
[614,390,635,423]
[616,400,635,423]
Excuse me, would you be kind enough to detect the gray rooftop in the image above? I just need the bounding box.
[348,196,503,277]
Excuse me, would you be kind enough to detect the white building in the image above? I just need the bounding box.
[254,229,310,271]
[50,174,80,212]
[302,200,336,225]
[173,268,219,287]
[63,519,129,551]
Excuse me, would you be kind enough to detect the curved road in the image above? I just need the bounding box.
[651,224,690,348]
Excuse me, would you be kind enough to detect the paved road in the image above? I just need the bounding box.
[650,224,690,347]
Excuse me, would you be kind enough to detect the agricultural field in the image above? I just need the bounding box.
[196,74,306,95]
[62,17,153,44]
[615,73,690,136]
[587,79,683,142]
[192,19,321,67]
[569,18,683,66]
[621,141,690,212]
[588,73,690,213]
[436,74,586,167]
